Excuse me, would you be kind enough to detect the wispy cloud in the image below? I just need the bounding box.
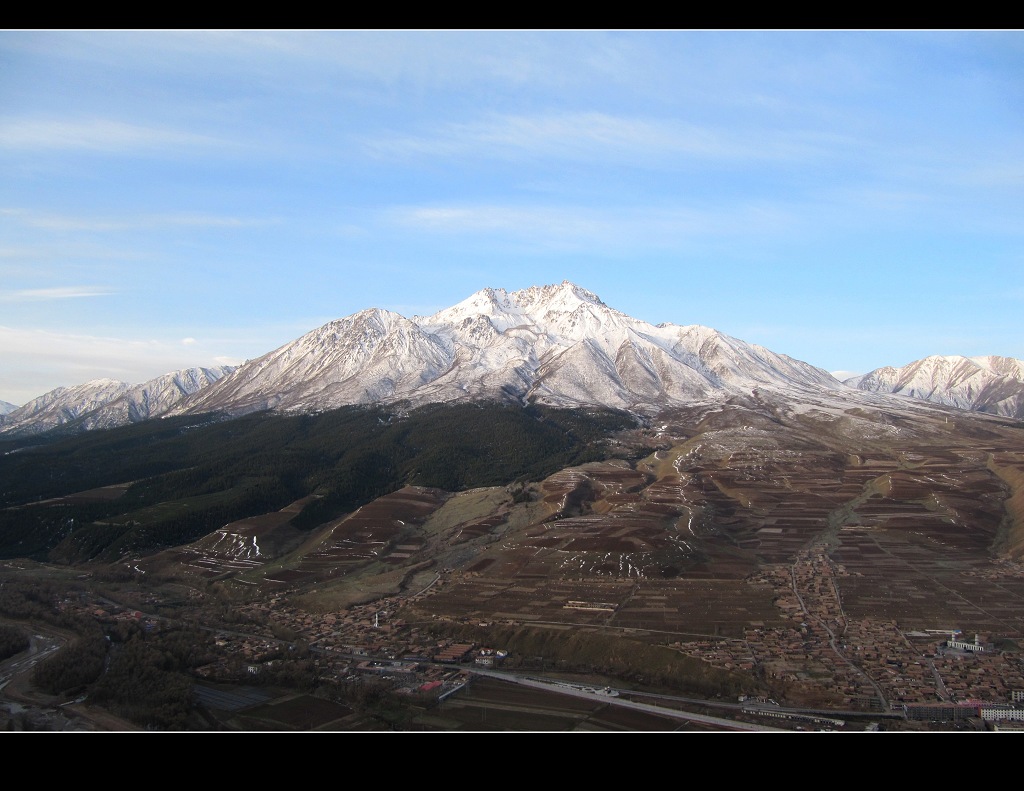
[5,30,649,108]
[0,286,113,302]
[1,208,266,233]
[399,205,606,236]
[389,202,796,250]
[0,118,223,153]
[28,30,641,90]
[0,245,65,261]
[367,112,851,166]
[0,326,236,404]
[0,319,317,404]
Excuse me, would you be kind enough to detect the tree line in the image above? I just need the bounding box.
[0,403,638,562]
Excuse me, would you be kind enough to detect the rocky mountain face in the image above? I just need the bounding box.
[0,366,236,436]
[845,355,1024,419]
[169,281,843,419]
[6,282,1023,437]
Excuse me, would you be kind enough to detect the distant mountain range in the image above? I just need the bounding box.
[845,355,1024,420]
[165,280,839,419]
[2,281,1022,437]
[0,366,234,436]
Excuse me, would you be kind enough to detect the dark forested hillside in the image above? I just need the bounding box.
[0,403,638,563]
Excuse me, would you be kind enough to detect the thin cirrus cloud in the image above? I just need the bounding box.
[2,208,266,233]
[0,325,240,405]
[366,111,850,166]
[0,286,114,302]
[390,203,797,250]
[0,326,161,368]
[0,118,224,153]
[10,30,640,94]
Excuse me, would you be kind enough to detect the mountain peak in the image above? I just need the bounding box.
[430,287,513,318]
[508,280,605,311]
[847,353,1024,419]
[0,366,234,437]
[10,282,1021,437]
[420,281,606,330]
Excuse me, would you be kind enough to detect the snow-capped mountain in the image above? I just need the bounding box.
[0,366,235,436]
[170,309,454,417]
[845,355,1024,419]
[0,400,18,417]
[17,283,1019,437]
[172,281,842,418]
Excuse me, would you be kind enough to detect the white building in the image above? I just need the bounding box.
[946,631,986,653]
[980,705,1024,722]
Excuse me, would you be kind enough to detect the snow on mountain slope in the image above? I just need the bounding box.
[32,281,1022,435]
[416,281,841,410]
[170,280,845,418]
[0,366,235,436]
[845,355,1024,418]
[176,308,455,416]
[0,378,133,436]
[73,366,238,431]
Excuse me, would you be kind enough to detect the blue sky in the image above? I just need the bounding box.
[2,30,1022,405]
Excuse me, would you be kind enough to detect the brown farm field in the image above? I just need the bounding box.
[165,395,1024,661]
[6,390,1024,729]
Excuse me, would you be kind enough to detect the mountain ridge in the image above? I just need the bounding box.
[845,354,1024,419]
[168,280,844,420]
[0,365,236,436]
[4,281,1023,436]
